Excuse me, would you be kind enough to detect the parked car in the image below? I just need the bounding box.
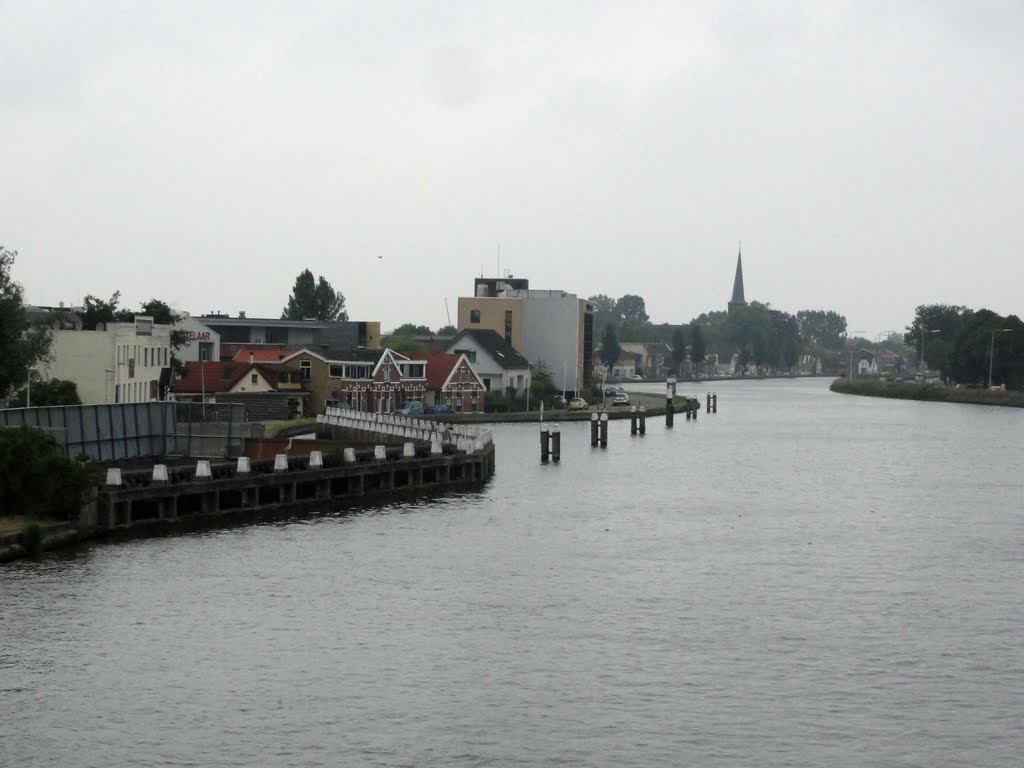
[631,374,644,380]
[553,394,568,409]
[396,400,424,416]
[612,392,630,406]
[568,397,589,410]
[604,386,618,397]
[424,404,454,414]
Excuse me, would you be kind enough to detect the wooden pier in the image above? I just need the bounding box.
[95,442,495,530]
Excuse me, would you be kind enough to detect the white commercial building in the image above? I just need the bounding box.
[37,317,172,404]
[174,314,221,363]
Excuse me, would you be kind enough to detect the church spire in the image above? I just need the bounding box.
[728,243,746,313]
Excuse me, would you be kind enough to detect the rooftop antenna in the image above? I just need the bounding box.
[444,298,452,327]
[497,243,500,279]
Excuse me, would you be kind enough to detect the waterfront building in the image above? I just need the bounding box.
[408,353,488,412]
[191,313,381,361]
[36,316,172,404]
[456,276,593,395]
[444,329,531,398]
[173,314,221,363]
[276,348,426,414]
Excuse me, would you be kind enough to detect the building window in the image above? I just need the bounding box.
[251,373,258,384]
[470,309,481,324]
[384,364,390,381]
[329,365,344,378]
[299,360,311,381]
[504,310,512,343]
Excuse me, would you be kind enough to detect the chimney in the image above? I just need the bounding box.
[249,353,254,366]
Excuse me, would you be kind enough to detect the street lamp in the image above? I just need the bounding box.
[988,328,1012,389]
[847,331,865,378]
[26,366,38,408]
[920,328,941,374]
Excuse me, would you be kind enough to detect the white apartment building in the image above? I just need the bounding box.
[38,317,172,404]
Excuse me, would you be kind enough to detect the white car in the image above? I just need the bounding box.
[612,392,630,406]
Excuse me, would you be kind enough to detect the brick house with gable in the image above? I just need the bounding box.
[409,353,487,412]
[277,347,427,414]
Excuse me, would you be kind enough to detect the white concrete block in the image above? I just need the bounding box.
[236,457,251,474]
[274,454,288,472]
[105,468,122,486]
[308,450,323,469]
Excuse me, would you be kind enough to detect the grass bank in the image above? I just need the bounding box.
[830,378,1024,408]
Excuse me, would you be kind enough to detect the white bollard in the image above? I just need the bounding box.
[430,437,443,455]
[274,453,289,472]
[374,445,388,461]
[403,442,415,457]
[236,457,251,474]
[308,450,323,469]
[343,447,357,464]
[151,464,169,483]
[195,460,211,479]
[106,467,123,486]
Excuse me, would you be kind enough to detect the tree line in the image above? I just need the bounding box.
[905,304,1024,388]
[590,291,853,373]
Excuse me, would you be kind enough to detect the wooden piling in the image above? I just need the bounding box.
[630,405,638,435]
[590,413,599,447]
[665,384,674,428]
[599,412,608,448]
[540,426,550,463]
[639,405,646,435]
[713,393,718,413]
[551,424,561,463]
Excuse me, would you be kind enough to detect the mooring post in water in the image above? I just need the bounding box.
[274,453,289,472]
[152,464,169,486]
[639,405,646,434]
[599,412,609,448]
[551,423,561,463]
[706,392,711,412]
[692,398,698,420]
[713,393,718,413]
[630,405,638,435]
[665,383,674,428]
[195,460,212,481]
[590,412,599,447]
[540,424,550,463]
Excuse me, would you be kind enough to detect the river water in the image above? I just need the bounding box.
[3,378,1023,767]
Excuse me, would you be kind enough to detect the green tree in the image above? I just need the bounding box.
[797,310,847,349]
[281,269,347,321]
[529,361,558,405]
[0,247,53,397]
[387,335,423,355]
[81,291,126,330]
[436,324,457,336]
[588,293,619,337]
[689,323,706,368]
[616,294,650,340]
[905,304,970,374]
[600,324,621,372]
[392,323,432,336]
[10,378,81,407]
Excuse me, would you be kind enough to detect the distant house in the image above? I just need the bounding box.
[855,349,878,376]
[644,342,673,378]
[873,349,905,374]
[172,361,281,397]
[409,353,487,412]
[797,354,822,375]
[277,347,426,414]
[444,328,531,397]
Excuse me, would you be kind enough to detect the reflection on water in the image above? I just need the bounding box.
[3,379,1023,767]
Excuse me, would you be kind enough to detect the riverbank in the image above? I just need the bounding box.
[430,393,700,424]
[830,377,1024,407]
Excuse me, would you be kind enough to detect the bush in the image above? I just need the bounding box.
[0,426,100,520]
[20,521,44,559]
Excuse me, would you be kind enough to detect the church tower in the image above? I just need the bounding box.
[727,245,746,314]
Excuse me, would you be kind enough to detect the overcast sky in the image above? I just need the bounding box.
[2,1,1022,338]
